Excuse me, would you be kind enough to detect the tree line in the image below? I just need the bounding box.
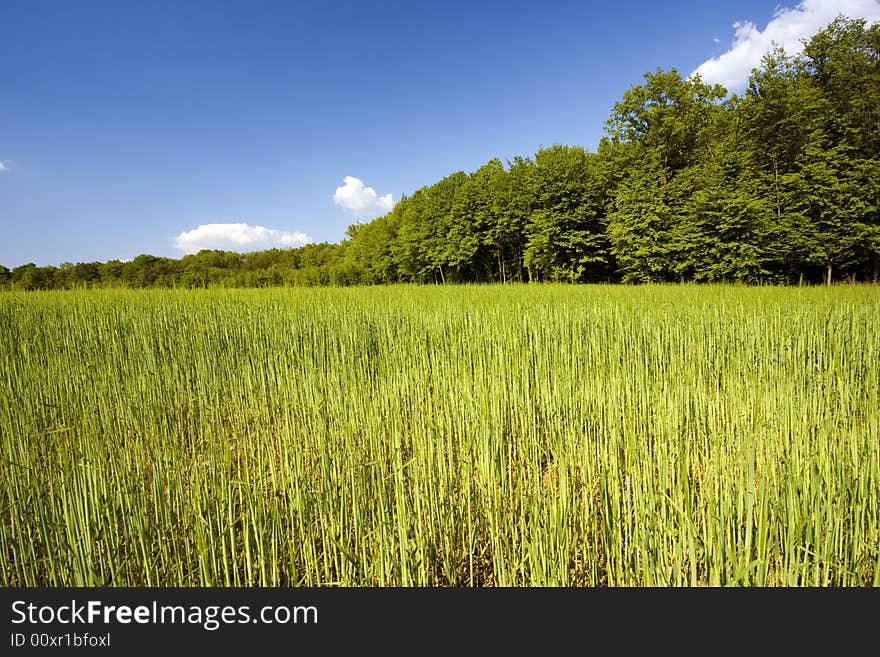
[3,17,878,290]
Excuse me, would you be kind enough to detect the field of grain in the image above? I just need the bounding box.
[1,285,878,586]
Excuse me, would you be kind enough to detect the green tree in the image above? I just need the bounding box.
[605,69,727,282]
[524,145,611,282]
[12,263,48,290]
[605,68,726,185]
[447,159,508,282]
[801,17,880,158]
[496,156,535,282]
[393,173,467,283]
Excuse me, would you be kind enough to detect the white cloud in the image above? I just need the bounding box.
[693,0,880,91]
[333,176,394,217]
[0,161,7,172]
[174,223,312,254]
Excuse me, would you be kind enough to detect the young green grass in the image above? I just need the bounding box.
[1,284,878,585]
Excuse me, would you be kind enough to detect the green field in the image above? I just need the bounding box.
[1,285,878,586]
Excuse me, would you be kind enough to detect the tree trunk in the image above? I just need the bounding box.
[438,265,445,285]
[826,261,833,287]
[874,251,879,284]
[773,156,782,222]
[498,249,507,283]
[515,241,524,282]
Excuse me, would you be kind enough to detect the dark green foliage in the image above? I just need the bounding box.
[4,17,878,289]
[524,146,612,282]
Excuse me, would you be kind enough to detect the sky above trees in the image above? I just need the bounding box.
[2,0,879,267]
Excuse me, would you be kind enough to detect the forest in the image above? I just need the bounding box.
[3,17,878,290]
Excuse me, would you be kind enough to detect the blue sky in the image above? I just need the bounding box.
[2,0,878,267]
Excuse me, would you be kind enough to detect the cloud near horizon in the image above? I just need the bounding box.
[693,0,880,91]
[174,223,312,254]
[333,176,394,217]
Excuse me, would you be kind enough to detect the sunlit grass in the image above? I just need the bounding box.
[1,284,878,585]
